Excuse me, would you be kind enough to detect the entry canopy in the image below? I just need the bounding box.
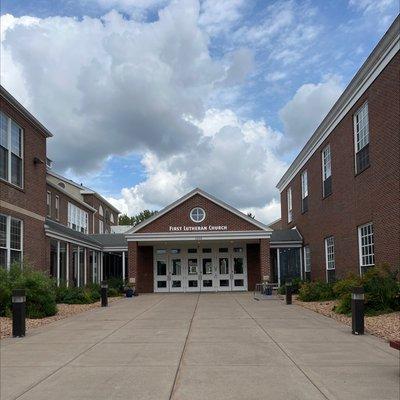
[125,188,272,242]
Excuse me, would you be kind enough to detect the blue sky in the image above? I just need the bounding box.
[1,0,398,221]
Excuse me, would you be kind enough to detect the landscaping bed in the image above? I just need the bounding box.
[0,297,122,340]
[294,298,400,342]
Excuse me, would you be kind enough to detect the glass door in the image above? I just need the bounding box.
[201,248,215,291]
[154,249,169,292]
[231,247,247,291]
[170,255,184,292]
[217,247,231,291]
[187,252,200,292]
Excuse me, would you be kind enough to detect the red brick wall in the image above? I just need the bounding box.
[259,238,271,280]
[247,243,260,290]
[1,96,48,271]
[280,52,400,280]
[137,246,154,293]
[46,184,94,233]
[137,193,262,233]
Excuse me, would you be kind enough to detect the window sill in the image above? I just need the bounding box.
[322,192,333,200]
[301,210,308,215]
[0,178,25,193]
[355,164,370,177]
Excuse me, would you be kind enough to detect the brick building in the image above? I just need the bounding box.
[275,17,399,282]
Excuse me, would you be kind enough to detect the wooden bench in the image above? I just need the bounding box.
[389,340,400,351]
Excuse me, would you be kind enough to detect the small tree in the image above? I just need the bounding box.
[119,210,157,226]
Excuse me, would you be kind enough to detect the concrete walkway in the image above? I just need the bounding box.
[1,293,399,400]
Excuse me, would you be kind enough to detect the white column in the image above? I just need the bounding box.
[299,247,304,280]
[77,246,80,287]
[122,251,126,282]
[57,241,61,287]
[84,248,87,285]
[100,252,103,281]
[277,248,281,286]
[66,243,69,287]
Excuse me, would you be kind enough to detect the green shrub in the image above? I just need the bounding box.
[0,267,12,316]
[107,277,124,293]
[57,287,94,304]
[8,265,57,318]
[298,281,335,302]
[85,283,101,301]
[107,287,121,297]
[277,277,303,295]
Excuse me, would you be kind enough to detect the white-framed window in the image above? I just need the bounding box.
[190,207,205,223]
[0,214,23,270]
[325,236,335,270]
[99,219,104,234]
[55,195,60,220]
[322,145,332,197]
[47,191,52,217]
[287,187,293,223]
[67,202,88,234]
[304,245,311,272]
[99,205,103,216]
[301,170,308,213]
[110,213,114,224]
[0,111,23,188]
[358,222,374,273]
[354,102,370,173]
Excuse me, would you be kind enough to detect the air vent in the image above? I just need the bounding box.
[58,182,66,189]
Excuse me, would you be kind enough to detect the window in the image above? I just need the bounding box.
[190,207,205,223]
[358,222,374,275]
[303,245,311,281]
[110,213,114,224]
[99,205,103,216]
[287,187,293,223]
[301,170,308,213]
[99,219,104,234]
[0,214,22,270]
[55,195,60,220]
[322,145,332,197]
[354,102,370,174]
[47,191,52,217]
[325,236,335,283]
[0,111,23,188]
[67,203,88,233]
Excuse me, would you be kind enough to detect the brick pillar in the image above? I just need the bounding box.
[128,241,138,284]
[260,238,271,281]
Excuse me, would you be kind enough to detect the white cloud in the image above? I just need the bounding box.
[266,71,286,82]
[279,75,343,149]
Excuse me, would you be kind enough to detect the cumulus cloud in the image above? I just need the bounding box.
[279,75,343,149]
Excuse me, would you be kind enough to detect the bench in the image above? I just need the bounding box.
[389,340,400,351]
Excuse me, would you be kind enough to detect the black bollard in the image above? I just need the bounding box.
[351,286,364,335]
[285,281,292,305]
[101,281,108,307]
[12,289,26,337]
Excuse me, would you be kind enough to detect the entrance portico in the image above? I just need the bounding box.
[126,189,272,293]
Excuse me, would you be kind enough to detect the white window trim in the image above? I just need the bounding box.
[0,112,24,189]
[322,145,331,181]
[99,219,104,234]
[303,245,311,273]
[55,195,60,220]
[301,170,308,199]
[0,214,23,270]
[47,191,52,218]
[67,202,89,234]
[358,222,375,275]
[324,236,335,271]
[353,102,369,153]
[190,207,206,223]
[287,187,293,223]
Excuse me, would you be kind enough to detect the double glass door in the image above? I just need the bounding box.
[154,245,247,292]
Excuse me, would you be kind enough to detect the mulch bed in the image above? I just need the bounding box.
[294,298,400,342]
[0,297,122,340]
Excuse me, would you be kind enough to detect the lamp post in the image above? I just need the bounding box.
[285,281,292,305]
[351,286,364,335]
[101,281,108,307]
[12,289,26,337]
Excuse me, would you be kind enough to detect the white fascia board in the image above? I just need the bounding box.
[276,23,400,192]
[45,230,102,250]
[127,188,272,234]
[126,230,271,242]
[102,247,128,252]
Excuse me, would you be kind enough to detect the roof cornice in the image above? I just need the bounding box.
[276,16,400,192]
[0,85,53,138]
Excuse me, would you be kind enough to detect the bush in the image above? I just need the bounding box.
[85,283,101,301]
[298,281,335,302]
[5,265,57,319]
[107,277,124,293]
[107,287,121,297]
[0,267,12,316]
[56,286,94,304]
[334,264,399,315]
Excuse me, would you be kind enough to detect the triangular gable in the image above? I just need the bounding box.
[127,188,271,234]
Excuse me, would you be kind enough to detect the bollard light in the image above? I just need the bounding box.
[12,289,26,337]
[351,286,364,335]
[101,280,108,307]
[285,281,292,305]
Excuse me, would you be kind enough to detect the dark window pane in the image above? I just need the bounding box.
[327,269,336,283]
[356,144,369,174]
[188,280,198,287]
[50,240,58,278]
[10,219,21,250]
[172,280,181,288]
[234,279,244,287]
[220,279,229,287]
[10,250,21,266]
[323,175,332,197]
[0,249,6,268]
[234,258,243,274]
[0,215,6,247]
[11,154,22,187]
[203,279,213,287]
[301,196,308,213]
[157,281,167,288]
[157,261,167,276]
[305,271,311,282]
[0,146,8,180]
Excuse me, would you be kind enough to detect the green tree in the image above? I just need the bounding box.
[119,210,157,226]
